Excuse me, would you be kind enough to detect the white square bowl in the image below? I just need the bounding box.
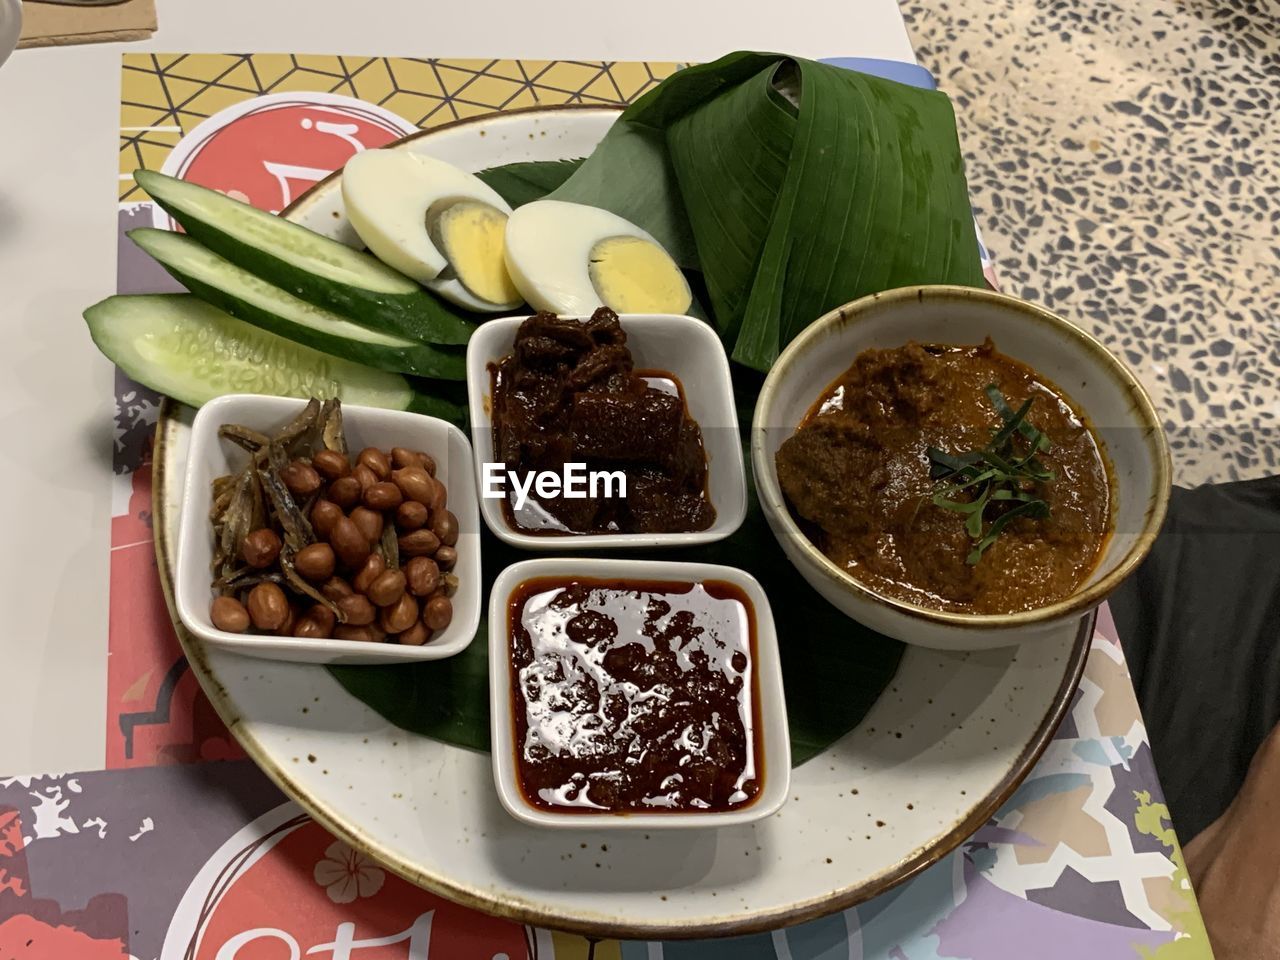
[175,394,481,665]
[488,557,791,829]
[465,314,747,550]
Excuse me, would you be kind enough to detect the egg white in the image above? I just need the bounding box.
[341,150,521,311]
[503,200,691,315]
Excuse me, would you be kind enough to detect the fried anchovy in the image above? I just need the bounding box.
[319,398,347,454]
[218,424,272,454]
[246,467,266,532]
[215,468,259,577]
[275,398,322,452]
[258,440,315,551]
[209,479,236,524]
[212,567,285,593]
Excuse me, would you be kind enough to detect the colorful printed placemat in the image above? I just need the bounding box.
[90,53,1213,957]
[0,621,1210,958]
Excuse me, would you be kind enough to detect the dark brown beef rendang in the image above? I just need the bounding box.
[490,308,715,534]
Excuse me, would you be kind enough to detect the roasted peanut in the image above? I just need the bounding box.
[247,583,289,630]
[390,446,423,469]
[368,569,407,607]
[336,593,376,626]
[427,474,447,511]
[357,447,391,480]
[398,529,440,557]
[363,481,403,512]
[294,542,335,581]
[307,603,337,633]
[404,556,440,597]
[321,576,354,601]
[380,593,419,633]
[352,464,378,492]
[350,506,384,545]
[423,595,453,631]
[396,621,429,646]
[330,516,370,568]
[434,545,457,571]
[211,595,250,633]
[293,603,335,639]
[430,509,459,547]
[395,500,429,531]
[241,528,282,568]
[293,615,330,639]
[280,459,322,497]
[310,499,343,538]
[352,553,385,594]
[327,476,361,510]
[275,602,301,637]
[334,623,385,643]
[312,449,351,480]
[391,466,433,505]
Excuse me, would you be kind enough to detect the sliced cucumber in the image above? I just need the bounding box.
[134,169,477,346]
[128,228,466,380]
[84,294,414,410]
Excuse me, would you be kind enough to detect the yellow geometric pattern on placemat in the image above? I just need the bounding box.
[118,54,678,200]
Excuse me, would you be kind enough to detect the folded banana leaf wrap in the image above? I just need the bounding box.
[331,52,988,761]
[549,51,986,370]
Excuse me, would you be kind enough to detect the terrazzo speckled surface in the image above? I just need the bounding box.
[903,0,1279,486]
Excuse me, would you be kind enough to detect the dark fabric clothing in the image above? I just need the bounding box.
[1110,476,1280,839]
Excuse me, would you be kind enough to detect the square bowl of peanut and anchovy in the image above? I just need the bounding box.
[175,393,481,664]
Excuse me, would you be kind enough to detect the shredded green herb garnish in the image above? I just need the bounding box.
[927,385,1055,565]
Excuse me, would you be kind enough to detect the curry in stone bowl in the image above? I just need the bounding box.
[752,285,1171,651]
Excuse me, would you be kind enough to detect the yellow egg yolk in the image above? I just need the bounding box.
[430,200,522,307]
[588,235,692,314]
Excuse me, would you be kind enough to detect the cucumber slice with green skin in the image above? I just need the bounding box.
[134,169,477,346]
[128,228,466,381]
[84,294,414,410]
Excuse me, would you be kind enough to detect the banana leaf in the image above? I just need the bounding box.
[327,51,986,763]
[549,51,985,370]
[331,312,905,764]
[475,158,583,208]
[328,390,904,765]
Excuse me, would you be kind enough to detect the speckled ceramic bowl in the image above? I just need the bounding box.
[752,285,1171,651]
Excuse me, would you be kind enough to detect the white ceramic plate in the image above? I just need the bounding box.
[153,105,1090,938]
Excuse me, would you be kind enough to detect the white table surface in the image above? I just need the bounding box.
[0,0,914,777]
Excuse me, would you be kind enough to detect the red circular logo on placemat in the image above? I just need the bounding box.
[165,805,532,960]
[156,93,415,218]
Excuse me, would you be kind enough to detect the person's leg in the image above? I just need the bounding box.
[1110,476,1280,837]
[1182,722,1280,960]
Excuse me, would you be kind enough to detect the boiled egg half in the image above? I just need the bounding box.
[503,200,692,315]
[341,150,522,312]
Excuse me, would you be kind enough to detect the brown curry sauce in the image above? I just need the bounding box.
[776,340,1112,614]
[507,577,762,814]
